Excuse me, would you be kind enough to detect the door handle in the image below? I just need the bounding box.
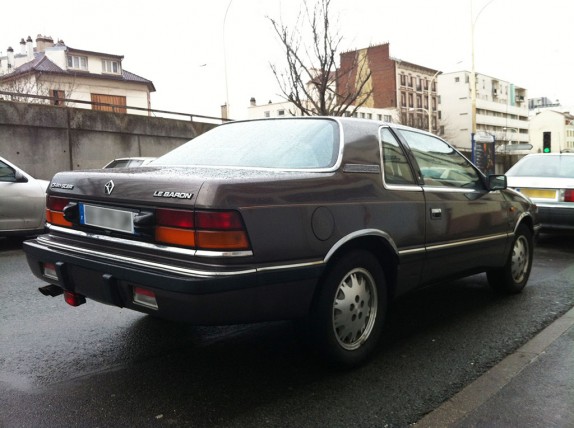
[430,208,442,219]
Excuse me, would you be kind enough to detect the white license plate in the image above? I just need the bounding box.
[80,204,135,234]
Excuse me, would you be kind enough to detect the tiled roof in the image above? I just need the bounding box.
[0,52,155,92]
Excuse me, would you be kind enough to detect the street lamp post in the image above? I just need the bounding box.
[470,0,496,138]
[428,70,441,133]
[223,0,233,119]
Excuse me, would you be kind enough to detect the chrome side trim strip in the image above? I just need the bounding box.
[47,224,253,258]
[426,233,507,252]
[398,247,426,256]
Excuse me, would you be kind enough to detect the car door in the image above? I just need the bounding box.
[0,160,46,232]
[379,127,426,294]
[396,129,509,284]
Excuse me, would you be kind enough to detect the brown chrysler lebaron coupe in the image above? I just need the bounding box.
[24,117,539,368]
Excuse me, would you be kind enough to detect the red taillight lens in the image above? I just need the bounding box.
[564,189,574,202]
[47,196,70,211]
[196,211,244,230]
[156,209,194,228]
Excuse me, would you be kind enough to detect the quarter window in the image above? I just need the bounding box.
[380,128,415,185]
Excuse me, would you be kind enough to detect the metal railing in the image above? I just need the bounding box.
[0,90,231,124]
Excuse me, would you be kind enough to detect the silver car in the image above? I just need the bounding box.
[0,156,49,236]
[506,153,574,231]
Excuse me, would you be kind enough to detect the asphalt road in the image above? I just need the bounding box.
[1,233,573,427]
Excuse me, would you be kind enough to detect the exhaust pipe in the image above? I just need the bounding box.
[39,284,64,297]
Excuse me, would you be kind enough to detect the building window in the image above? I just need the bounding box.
[384,114,392,123]
[401,92,406,107]
[408,94,414,108]
[50,89,65,106]
[277,109,285,116]
[416,95,422,108]
[264,111,270,118]
[67,55,87,70]
[102,59,120,74]
[400,74,406,86]
[91,93,127,113]
[455,77,460,83]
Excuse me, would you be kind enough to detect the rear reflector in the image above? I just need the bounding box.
[42,262,58,280]
[133,286,158,310]
[64,291,86,307]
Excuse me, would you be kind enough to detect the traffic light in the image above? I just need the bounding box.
[543,132,551,153]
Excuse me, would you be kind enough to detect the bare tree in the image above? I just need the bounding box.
[0,72,78,106]
[268,0,373,116]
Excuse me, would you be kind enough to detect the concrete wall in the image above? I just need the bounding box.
[0,100,218,180]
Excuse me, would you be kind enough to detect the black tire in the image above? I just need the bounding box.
[306,249,387,369]
[487,224,533,294]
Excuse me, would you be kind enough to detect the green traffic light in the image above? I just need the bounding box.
[543,147,550,153]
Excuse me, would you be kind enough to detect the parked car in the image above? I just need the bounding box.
[103,157,156,168]
[23,118,539,368]
[0,156,49,237]
[506,153,574,231]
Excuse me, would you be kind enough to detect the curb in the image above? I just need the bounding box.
[415,306,574,427]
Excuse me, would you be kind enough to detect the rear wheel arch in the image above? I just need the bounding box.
[322,234,398,301]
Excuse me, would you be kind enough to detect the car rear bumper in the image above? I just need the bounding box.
[23,237,323,324]
[537,205,574,231]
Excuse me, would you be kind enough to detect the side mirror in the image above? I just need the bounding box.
[487,174,506,191]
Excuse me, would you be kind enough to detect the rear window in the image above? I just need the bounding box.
[155,119,340,169]
[506,155,574,178]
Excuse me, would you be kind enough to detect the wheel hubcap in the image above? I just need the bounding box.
[332,268,378,350]
[511,235,529,283]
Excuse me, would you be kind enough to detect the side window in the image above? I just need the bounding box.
[398,129,483,189]
[380,128,416,185]
[0,160,16,182]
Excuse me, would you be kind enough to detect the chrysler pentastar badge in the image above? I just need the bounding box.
[104,180,115,195]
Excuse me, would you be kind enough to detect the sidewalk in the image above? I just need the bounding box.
[416,306,574,427]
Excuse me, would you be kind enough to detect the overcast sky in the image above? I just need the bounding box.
[1,0,571,119]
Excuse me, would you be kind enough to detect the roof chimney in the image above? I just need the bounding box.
[20,38,26,55]
[35,34,54,52]
[7,46,14,68]
[250,97,256,106]
[26,36,34,59]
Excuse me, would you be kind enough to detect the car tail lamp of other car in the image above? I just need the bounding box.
[155,208,250,251]
[564,189,574,203]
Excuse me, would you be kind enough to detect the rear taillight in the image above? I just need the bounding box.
[46,196,72,227]
[564,189,574,202]
[155,209,250,251]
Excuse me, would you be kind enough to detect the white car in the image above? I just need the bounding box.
[506,153,574,231]
[103,157,156,168]
[0,156,49,236]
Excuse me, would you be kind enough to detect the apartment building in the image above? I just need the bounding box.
[0,35,155,115]
[437,71,528,152]
[529,110,574,153]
